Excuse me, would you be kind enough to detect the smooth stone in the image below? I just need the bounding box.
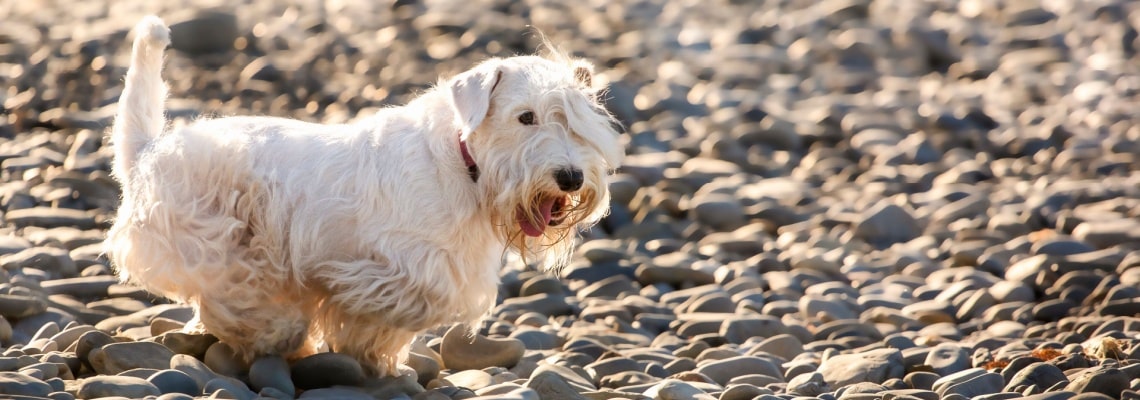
[168,9,240,55]
[0,371,53,397]
[89,341,176,375]
[76,375,162,399]
[40,276,118,297]
[924,343,971,376]
[787,371,830,396]
[203,342,246,377]
[1064,366,1128,396]
[441,325,525,371]
[691,193,746,231]
[1005,362,1067,392]
[203,377,257,400]
[155,332,218,359]
[748,334,804,361]
[406,351,441,385]
[358,372,423,398]
[0,294,47,318]
[586,357,639,382]
[290,352,365,390]
[299,387,374,399]
[510,329,560,351]
[818,348,905,388]
[524,368,590,400]
[853,203,921,246]
[642,379,715,400]
[719,383,768,400]
[938,370,1004,398]
[249,356,294,395]
[170,354,225,388]
[719,316,788,345]
[443,369,495,390]
[695,355,783,385]
[147,369,200,396]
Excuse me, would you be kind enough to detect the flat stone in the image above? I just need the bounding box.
[443,369,494,390]
[299,387,373,399]
[0,294,47,318]
[525,369,591,400]
[76,375,161,399]
[40,276,118,297]
[441,325,525,371]
[203,377,257,400]
[290,352,365,390]
[89,341,176,375]
[787,371,830,396]
[1005,362,1067,392]
[924,343,971,376]
[695,356,782,386]
[249,356,294,395]
[818,348,905,388]
[853,202,921,246]
[147,369,200,396]
[643,378,715,400]
[748,334,804,361]
[1065,366,1129,396]
[3,207,96,229]
[0,371,53,397]
[155,332,218,359]
[203,342,245,377]
[719,316,788,344]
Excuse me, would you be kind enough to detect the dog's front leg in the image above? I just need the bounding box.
[305,253,470,376]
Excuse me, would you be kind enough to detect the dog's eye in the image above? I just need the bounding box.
[518,111,536,126]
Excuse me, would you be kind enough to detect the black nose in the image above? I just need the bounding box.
[554,168,584,192]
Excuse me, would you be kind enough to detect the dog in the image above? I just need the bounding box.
[104,16,623,375]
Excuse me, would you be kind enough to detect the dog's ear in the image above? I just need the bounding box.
[449,61,503,140]
[572,60,594,89]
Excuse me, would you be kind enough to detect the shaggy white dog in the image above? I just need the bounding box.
[105,16,622,375]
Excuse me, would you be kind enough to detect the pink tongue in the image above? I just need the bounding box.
[518,198,556,237]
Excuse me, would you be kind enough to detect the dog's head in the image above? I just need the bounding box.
[446,55,623,270]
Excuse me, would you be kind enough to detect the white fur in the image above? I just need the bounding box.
[105,17,622,375]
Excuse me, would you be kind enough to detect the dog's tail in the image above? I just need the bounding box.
[111,16,170,180]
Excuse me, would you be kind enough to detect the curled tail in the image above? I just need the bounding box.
[111,16,170,182]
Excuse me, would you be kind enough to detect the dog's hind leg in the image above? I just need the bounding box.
[190,278,315,361]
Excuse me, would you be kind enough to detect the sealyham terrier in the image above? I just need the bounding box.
[105,16,623,375]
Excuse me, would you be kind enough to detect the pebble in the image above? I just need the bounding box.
[924,343,971,376]
[0,371,53,397]
[147,369,200,396]
[440,325,525,371]
[76,375,162,398]
[818,348,905,388]
[6,0,1140,398]
[695,355,782,386]
[248,356,294,395]
[88,341,176,375]
[290,352,365,390]
[525,368,590,400]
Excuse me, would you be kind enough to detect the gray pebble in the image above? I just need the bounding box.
[76,375,162,399]
[0,371,53,397]
[148,369,200,396]
[818,348,905,388]
[89,341,176,375]
[290,352,365,390]
[249,356,295,395]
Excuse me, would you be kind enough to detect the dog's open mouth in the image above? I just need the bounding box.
[517,195,570,237]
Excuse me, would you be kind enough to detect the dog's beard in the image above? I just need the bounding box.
[493,184,603,271]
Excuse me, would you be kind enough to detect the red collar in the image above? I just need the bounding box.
[459,133,479,182]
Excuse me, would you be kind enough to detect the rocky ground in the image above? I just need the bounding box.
[2,0,1140,399]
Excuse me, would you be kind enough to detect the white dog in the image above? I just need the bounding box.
[105,16,622,375]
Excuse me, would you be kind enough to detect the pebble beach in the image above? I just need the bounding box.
[1,0,1140,399]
